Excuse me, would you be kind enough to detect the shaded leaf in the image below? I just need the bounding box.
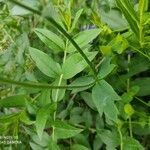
[36,103,57,139]
[70,76,95,93]
[53,120,83,139]
[70,144,89,150]
[123,137,144,150]
[92,80,120,121]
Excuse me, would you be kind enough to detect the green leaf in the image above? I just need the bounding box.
[138,0,149,45]
[0,95,26,108]
[70,9,83,32]
[0,113,20,123]
[53,120,83,139]
[67,29,101,53]
[29,47,61,78]
[116,0,139,37]
[36,103,57,140]
[70,144,89,150]
[104,99,119,121]
[100,9,128,31]
[92,80,120,121]
[98,57,116,79]
[81,92,96,111]
[131,77,150,96]
[48,137,60,150]
[69,76,95,93]
[31,132,50,147]
[30,142,44,150]
[34,28,65,52]
[123,137,144,150]
[62,51,98,79]
[109,34,128,54]
[20,111,35,125]
[98,129,120,149]
[11,0,38,16]
[38,89,51,107]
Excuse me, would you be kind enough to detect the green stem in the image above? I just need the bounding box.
[8,0,98,79]
[118,127,123,150]
[129,117,133,138]
[0,77,95,89]
[127,54,133,138]
[135,97,150,107]
[52,74,63,141]
[52,38,68,141]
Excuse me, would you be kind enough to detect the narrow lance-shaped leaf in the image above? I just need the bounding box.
[70,9,83,32]
[0,95,26,108]
[138,0,149,45]
[34,28,65,52]
[29,47,62,78]
[67,29,101,53]
[116,0,139,38]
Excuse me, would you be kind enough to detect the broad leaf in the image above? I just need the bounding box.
[98,57,116,79]
[53,120,83,139]
[70,144,89,150]
[29,47,61,78]
[62,51,98,79]
[98,129,120,149]
[92,80,120,122]
[67,29,101,52]
[69,76,95,93]
[11,0,38,16]
[123,137,144,150]
[81,92,96,111]
[34,28,65,52]
[100,9,128,31]
[48,137,60,150]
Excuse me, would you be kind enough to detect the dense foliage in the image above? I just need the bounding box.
[0,0,150,149]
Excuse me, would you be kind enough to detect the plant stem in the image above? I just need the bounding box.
[52,39,68,141]
[0,77,95,89]
[127,53,133,138]
[129,117,133,138]
[135,97,150,107]
[118,127,123,150]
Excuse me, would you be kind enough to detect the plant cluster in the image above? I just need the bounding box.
[0,0,150,150]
